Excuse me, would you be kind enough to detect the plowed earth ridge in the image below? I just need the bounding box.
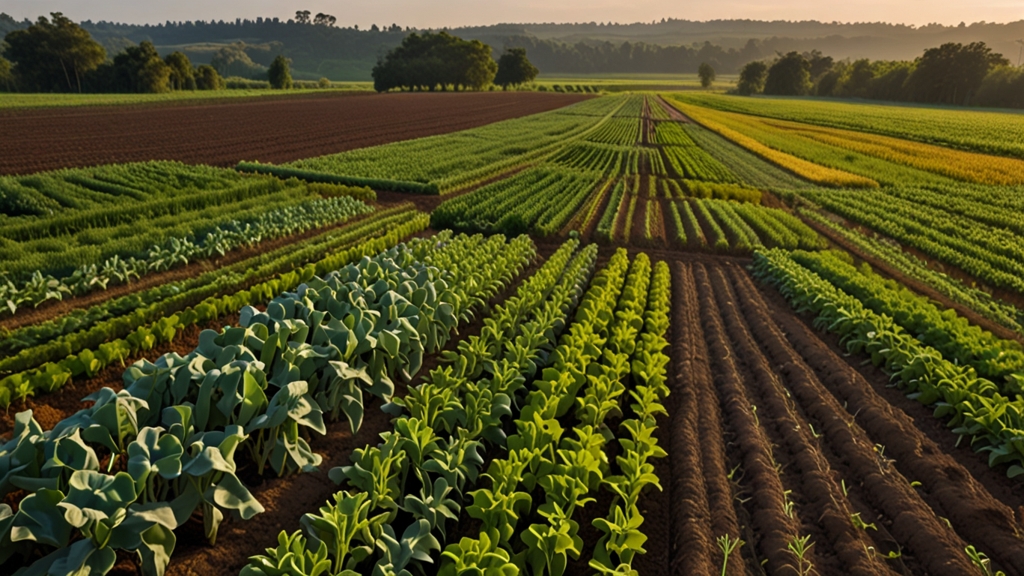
[664,258,1024,576]
[0,92,589,175]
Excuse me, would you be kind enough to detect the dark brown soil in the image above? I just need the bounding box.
[745,262,1024,569]
[0,92,591,176]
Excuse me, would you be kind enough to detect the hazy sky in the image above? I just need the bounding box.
[4,0,1022,28]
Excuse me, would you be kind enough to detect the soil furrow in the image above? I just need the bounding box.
[733,264,1024,575]
[693,262,801,575]
[667,262,717,575]
[708,266,893,576]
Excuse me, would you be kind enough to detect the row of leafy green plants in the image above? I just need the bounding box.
[239,245,671,576]
[430,167,603,237]
[752,248,1024,480]
[274,96,630,195]
[0,161,255,219]
[1,170,327,277]
[240,238,598,575]
[801,186,1024,295]
[653,121,738,184]
[0,208,428,408]
[1,195,373,318]
[441,253,670,575]
[798,208,1024,335]
[0,232,537,576]
[668,199,822,253]
[786,249,1024,395]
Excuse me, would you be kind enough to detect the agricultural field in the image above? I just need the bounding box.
[0,91,589,175]
[3,85,1024,576]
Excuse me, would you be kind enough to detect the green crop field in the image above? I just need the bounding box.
[3,57,1024,576]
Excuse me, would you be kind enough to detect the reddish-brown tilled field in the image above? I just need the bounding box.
[0,91,590,175]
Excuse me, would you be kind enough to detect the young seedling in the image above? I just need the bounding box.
[716,534,744,576]
[850,512,877,532]
[965,545,1006,576]
[787,535,814,576]
[782,490,795,520]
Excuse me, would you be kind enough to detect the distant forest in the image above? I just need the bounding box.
[2,13,1022,81]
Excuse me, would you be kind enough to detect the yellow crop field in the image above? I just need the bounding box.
[760,118,1024,185]
[667,100,880,188]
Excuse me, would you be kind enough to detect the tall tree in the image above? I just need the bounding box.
[372,31,497,92]
[164,51,195,90]
[210,43,266,79]
[3,12,105,92]
[736,61,768,95]
[195,64,224,90]
[294,10,311,25]
[268,55,293,89]
[764,51,811,95]
[494,47,539,89]
[906,42,1008,105]
[0,55,13,91]
[698,62,716,88]
[111,41,171,93]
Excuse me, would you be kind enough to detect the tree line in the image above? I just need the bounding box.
[0,13,302,93]
[372,31,537,92]
[737,42,1023,108]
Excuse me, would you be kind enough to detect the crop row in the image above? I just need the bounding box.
[789,249,1024,391]
[0,205,410,359]
[670,199,822,253]
[279,96,630,194]
[0,161,253,218]
[0,209,429,408]
[594,181,627,243]
[0,232,536,576]
[654,122,737,183]
[802,186,1024,295]
[1,176,332,278]
[672,92,1024,160]
[646,96,672,120]
[799,208,1024,334]
[613,94,646,118]
[241,239,600,575]
[678,123,813,191]
[444,253,669,574]
[752,248,1024,480]
[585,116,641,146]
[549,142,635,175]
[430,167,602,236]
[665,98,879,189]
[659,178,762,203]
[1,195,373,317]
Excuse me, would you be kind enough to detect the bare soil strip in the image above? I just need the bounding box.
[0,92,590,175]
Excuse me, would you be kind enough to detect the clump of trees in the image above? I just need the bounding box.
[0,13,320,93]
[3,13,105,92]
[2,13,218,93]
[737,60,767,95]
[268,55,292,89]
[698,62,716,88]
[738,42,1021,108]
[372,31,498,92]
[494,48,538,89]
